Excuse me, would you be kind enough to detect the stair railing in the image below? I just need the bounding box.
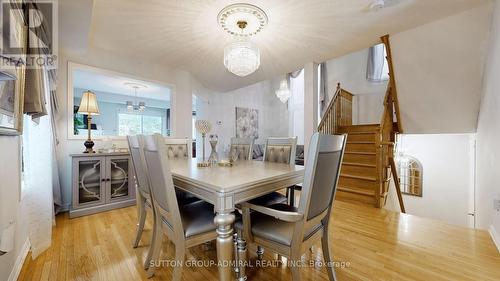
[318,83,353,134]
[377,35,405,212]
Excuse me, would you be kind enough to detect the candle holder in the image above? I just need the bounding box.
[208,134,219,166]
[195,120,212,167]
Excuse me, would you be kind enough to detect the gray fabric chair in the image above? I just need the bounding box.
[141,134,218,280]
[165,137,201,205]
[230,137,254,161]
[127,135,155,270]
[164,137,191,159]
[236,133,346,281]
[249,137,297,207]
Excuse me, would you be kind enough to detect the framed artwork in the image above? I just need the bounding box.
[0,7,26,135]
[235,107,258,139]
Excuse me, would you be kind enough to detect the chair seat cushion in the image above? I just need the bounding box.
[235,204,323,246]
[176,189,203,206]
[162,200,217,238]
[249,192,288,206]
[181,201,217,238]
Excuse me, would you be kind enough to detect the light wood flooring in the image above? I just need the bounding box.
[18,201,500,281]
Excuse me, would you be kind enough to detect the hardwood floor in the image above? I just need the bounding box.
[18,201,500,281]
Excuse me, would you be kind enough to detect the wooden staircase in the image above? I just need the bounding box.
[318,35,405,211]
[336,124,380,206]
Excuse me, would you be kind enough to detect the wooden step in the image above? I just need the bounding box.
[345,143,376,153]
[337,186,375,197]
[338,124,380,133]
[341,163,377,178]
[335,188,376,206]
[343,152,377,165]
[346,132,377,143]
[339,175,378,190]
[340,173,376,181]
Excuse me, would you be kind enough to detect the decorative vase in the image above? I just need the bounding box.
[208,135,219,166]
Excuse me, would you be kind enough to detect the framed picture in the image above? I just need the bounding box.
[235,107,259,139]
[0,6,26,135]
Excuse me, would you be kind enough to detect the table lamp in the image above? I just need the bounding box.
[78,90,100,153]
[195,120,211,166]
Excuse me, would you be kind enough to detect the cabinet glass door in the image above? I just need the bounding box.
[109,158,130,200]
[77,159,103,205]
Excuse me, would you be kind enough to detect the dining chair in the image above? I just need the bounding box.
[128,135,157,270]
[141,134,218,280]
[165,137,201,205]
[164,137,191,159]
[236,133,346,281]
[246,136,298,260]
[230,137,254,161]
[249,137,297,207]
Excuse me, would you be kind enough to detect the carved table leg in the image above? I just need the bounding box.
[214,212,235,281]
[237,234,247,281]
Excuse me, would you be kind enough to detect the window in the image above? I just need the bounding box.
[118,113,163,136]
[397,155,423,197]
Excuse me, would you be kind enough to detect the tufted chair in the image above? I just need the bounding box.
[165,137,200,205]
[164,137,190,159]
[141,134,218,280]
[236,133,346,281]
[249,137,298,207]
[230,137,254,161]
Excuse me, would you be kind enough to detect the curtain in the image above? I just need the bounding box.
[21,2,63,212]
[366,44,389,82]
[319,62,327,116]
[21,70,54,258]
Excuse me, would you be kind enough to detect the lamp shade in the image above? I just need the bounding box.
[78,90,100,115]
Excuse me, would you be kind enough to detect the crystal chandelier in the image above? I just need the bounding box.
[224,31,260,77]
[275,79,291,103]
[125,83,146,112]
[218,4,268,77]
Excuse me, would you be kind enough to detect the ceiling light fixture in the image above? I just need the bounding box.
[370,0,385,11]
[218,3,268,77]
[124,82,147,112]
[275,79,291,103]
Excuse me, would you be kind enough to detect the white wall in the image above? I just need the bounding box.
[56,47,195,209]
[391,4,493,134]
[324,48,386,125]
[385,134,475,228]
[197,78,289,155]
[0,137,28,281]
[476,0,500,244]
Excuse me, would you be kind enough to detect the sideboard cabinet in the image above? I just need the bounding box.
[70,152,136,218]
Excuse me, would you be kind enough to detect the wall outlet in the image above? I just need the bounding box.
[495,199,500,211]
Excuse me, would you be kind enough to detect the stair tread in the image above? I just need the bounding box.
[337,186,376,196]
[340,173,377,181]
[342,162,377,167]
[344,151,376,155]
[347,141,376,144]
[345,131,377,135]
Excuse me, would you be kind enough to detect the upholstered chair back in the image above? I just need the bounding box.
[141,134,180,217]
[230,137,254,161]
[263,137,298,166]
[127,135,150,196]
[298,133,346,221]
[164,138,191,159]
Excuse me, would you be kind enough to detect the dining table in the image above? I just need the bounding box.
[169,158,305,281]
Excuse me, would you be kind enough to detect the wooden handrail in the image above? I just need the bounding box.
[318,83,353,135]
[381,35,403,134]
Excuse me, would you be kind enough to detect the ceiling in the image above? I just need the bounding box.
[73,69,171,101]
[64,0,489,92]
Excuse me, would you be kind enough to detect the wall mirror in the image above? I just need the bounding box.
[68,62,173,139]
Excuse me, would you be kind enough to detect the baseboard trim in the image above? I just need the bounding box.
[489,225,500,253]
[8,239,30,281]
